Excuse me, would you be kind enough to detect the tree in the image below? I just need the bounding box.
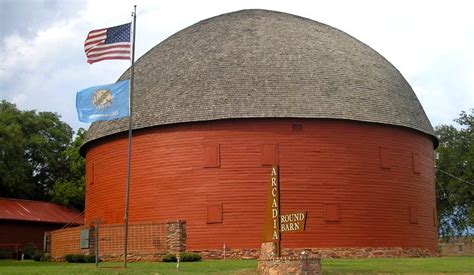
[0,102,30,197]
[0,100,77,203]
[51,128,86,211]
[435,109,474,238]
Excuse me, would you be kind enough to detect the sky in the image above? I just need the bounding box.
[1,0,473,132]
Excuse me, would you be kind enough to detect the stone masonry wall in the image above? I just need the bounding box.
[281,247,439,258]
[191,246,439,260]
[166,220,186,254]
[258,256,322,275]
[438,237,474,256]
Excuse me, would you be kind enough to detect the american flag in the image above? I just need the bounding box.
[84,23,131,64]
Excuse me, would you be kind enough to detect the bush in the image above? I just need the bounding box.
[85,255,96,263]
[162,252,202,262]
[162,253,177,262]
[64,254,95,263]
[21,243,38,259]
[32,251,44,261]
[0,249,12,259]
[180,252,202,262]
[65,254,78,263]
[42,253,51,262]
[32,251,50,262]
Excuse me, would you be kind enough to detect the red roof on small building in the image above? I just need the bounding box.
[0,198,83,225]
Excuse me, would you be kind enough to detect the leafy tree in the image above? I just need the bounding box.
[435,109,474,238]
[0,100,83,206]
[51,128,86,211]
[0,102,30,197]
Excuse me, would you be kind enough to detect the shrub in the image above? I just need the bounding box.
[162,253,177,262]
[0,249,11,259]
[32,251,44,261]
[66,254,81,263]
[161,253,177,263]
[64,254,73,262]
[162,252,201,262]
[65,254,77,262]
[21,243,38,259]
[42,253,51,262]
[85,255,96,263]
[180,252,202,262]
[33,251,50,262]
[65,254,96,263]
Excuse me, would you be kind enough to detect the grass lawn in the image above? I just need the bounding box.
[323,257,474,274]
[0,257,472,274]
[1,260,257,274]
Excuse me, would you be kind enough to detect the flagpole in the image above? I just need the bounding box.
[124,5,136,269]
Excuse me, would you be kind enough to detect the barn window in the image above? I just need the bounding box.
[409,204,418,224]
[292,124,303,131]
[262,144,278,166]
[87,163,94,185]
[379,147,391,169]
[324,204,340,222]
[412,152,421,174]
[207,204,223,224]
[204,144,220,168]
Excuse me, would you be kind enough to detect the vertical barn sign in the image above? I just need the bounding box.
[263,165,281,256]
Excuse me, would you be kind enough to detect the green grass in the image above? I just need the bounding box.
[323,257,474,274]
[0,257,472,274]
[0,259,257,274]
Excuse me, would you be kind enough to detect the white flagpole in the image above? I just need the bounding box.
[123,5,136,269]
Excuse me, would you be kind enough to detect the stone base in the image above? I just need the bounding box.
[438,237,474,256]
[191,245,439,260]
[258,242,322,274]
[51,247,438,262]
[258,256,322,275]
[280,247,439,258]
[98,253,165,262]
[188,249,260,259]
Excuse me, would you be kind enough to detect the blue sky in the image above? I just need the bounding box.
[1,0,473,132]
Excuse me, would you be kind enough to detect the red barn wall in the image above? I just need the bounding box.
[0,220,64,250]
[85,119,437,251]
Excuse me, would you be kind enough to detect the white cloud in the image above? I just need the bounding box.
[0,3,131,130]
[1,0,473,131]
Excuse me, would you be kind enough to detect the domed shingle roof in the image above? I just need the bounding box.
[83,9,435,147]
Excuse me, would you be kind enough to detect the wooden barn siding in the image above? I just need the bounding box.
[85,119,436,250]
[0,221,63,250]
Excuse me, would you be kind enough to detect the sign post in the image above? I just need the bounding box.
[262,165,308,257]
[263,165,281,256]
[259,165,321,274]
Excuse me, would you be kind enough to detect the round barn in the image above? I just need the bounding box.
[81,9,438,258]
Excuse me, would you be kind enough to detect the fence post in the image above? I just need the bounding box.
[95,220,100,267]
[43,232,50,252]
